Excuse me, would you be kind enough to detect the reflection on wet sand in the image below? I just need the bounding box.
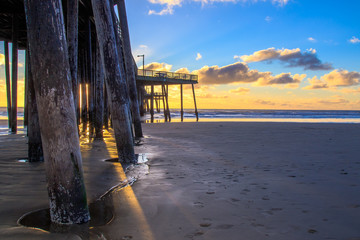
[17,125,152,239]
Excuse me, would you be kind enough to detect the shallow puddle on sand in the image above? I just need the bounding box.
[18,159,149,237]
[104,153,149,164]
[18,193,114,236]
[17,158,29,163]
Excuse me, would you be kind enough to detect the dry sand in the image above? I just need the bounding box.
[0,121,360,239]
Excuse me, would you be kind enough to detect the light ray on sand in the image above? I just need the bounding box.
[112,163,156,240]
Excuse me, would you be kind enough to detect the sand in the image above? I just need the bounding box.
[0,121,360,239]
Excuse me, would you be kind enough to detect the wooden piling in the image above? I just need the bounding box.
[162,85,167,122]
[24,0,90,224]
[4,41,11,128]
[117,0,143,138]
[94,42,104,139]
[192,84,199,121]
[150,84,154,122]
[138,86,145,117]
[67,0,79,120]
[180,84,183,122]
[91,0,135,163]
[81,52,88,124]
[163,84,171,121]
[11,14,18,133]
[27,49,43,162]
[103,85,109,129]
[155,95,160,113]
[109,0,134,136]
[87,17,94,133]
[24,50,28,127]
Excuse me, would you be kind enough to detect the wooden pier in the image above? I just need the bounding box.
[0,0,198,225]
[137,69,199,122]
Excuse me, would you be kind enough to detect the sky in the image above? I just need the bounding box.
[126,0,360,110]
[0,0,359,110]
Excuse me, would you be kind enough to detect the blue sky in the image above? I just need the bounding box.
[123,0,360,109]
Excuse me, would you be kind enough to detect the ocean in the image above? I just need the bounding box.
[1,107,360,135]
[149,109,360,123]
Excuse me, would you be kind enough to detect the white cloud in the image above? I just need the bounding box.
[133,45,152,65]
[196,53,202,61]
[148,0,290,15]
[308,37,316,42]
[349,36,360,44]
[265,16,272,22]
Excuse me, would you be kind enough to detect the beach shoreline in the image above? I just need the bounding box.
[0,122,360,239]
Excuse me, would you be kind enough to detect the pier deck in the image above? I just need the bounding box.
[136,69,198,85]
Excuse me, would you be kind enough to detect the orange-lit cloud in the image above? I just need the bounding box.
[235,47,333,70]
[144,62,173,71]
[229,87,250,94]
[318,98,349,105]
[148,0,289,15]
[175,67,190,73]
[193,62,305,87]
[0,53,4,66]
[144,61,305,87]
[196,53,202,61]
[304,69,360,89]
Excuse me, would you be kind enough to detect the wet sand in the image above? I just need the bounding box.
[1,121,360,239]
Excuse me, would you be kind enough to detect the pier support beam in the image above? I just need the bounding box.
[162,86,167,122]
[24,51,29,127]
[94,43,104,139]
[180,84,183,122]
[27,53,43,162]
[11,14,18,133]
[4,41,11,128]
[91,0,135,163]
[192,84,198,121]
[163,84,171,121]
[117,0,143,138]
[86,17,94,135]
[24,0,90,224]
[67,0,79,121]
[150,84,154,122]
[81,53,88,125]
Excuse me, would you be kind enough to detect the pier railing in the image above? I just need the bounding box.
[137,69,198,81]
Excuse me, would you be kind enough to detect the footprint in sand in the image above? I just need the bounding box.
[185,231,204,239]
[215,224,234,230]
[199,223,212,227]
[121,236,133,240]
[194,202,204,208]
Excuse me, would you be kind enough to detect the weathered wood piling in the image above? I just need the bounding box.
[4,41,11,128]
[117,0,143,138]
[11,14,18,133]
[91,0,136,163]
[24,0,90,224]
